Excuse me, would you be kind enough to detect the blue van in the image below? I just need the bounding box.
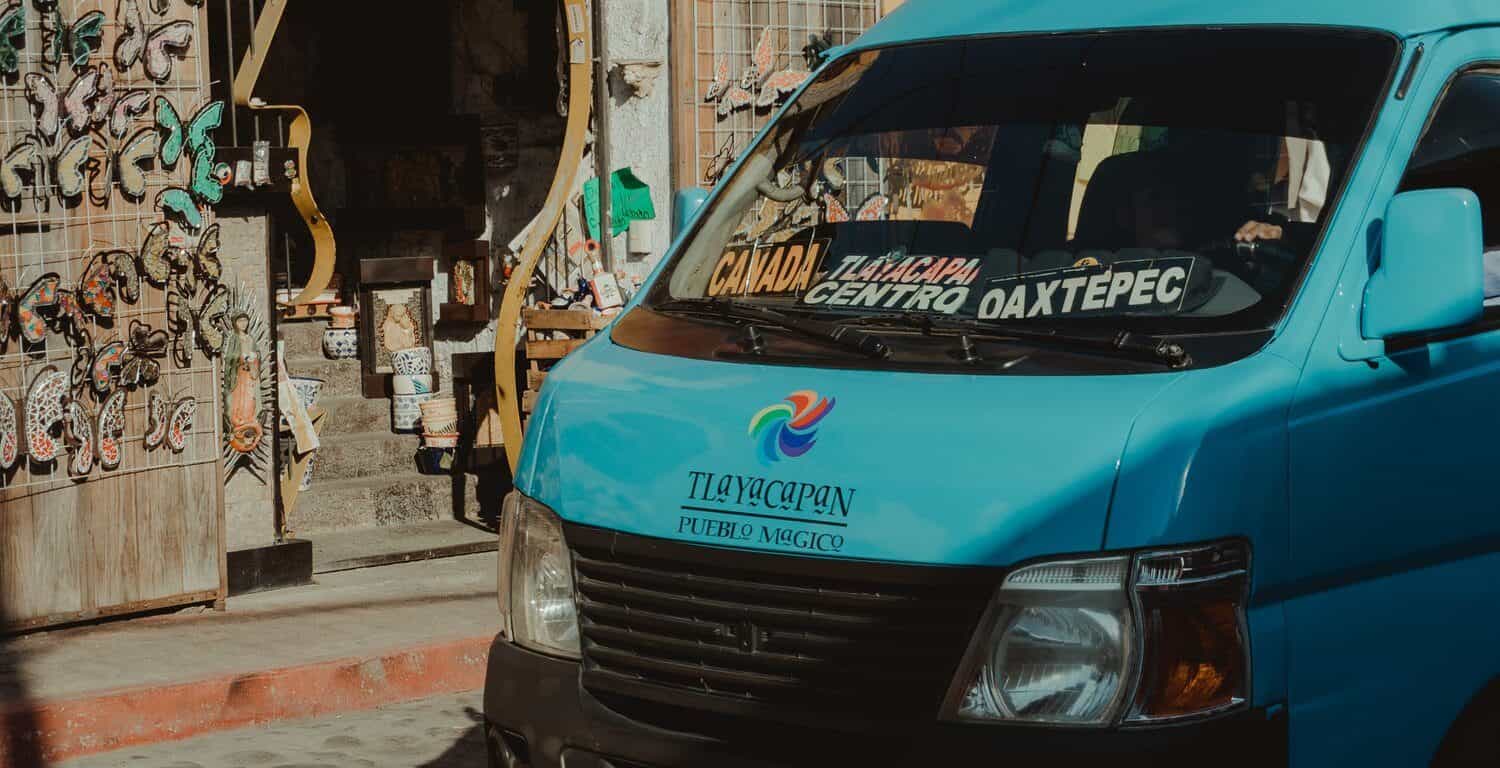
[483,2,1500,765]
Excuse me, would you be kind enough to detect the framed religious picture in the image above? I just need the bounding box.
[369,288,430,373]
[359,257,436,398]
[439,240,491,325]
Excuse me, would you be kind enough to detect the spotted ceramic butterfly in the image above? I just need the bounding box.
[24,366,68,465]
[823,193,850,223]
[77,251,117,318]
[0,389,19,470]
[754,69,810,109]
[164,395,195,453]
[65,398,95,477]
[105,249,141,304]
[88,340,126,395]
[97,389,125,471]
[139,221,172,286]
[15,273,61,345]
[855,193,890,222]
[142,389,168,449]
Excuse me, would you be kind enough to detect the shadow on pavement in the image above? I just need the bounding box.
[417,707,489,768]
[1,580,46,767]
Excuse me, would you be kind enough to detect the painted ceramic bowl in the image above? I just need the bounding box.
[422,422,459,437]
[392,374,433,396]
[392,393,431,431]
[288,377,325,411]
[418,397,457,421]
[391,347,432,377]
[323,327,359,360]
[328,306,357,329]
[423,433,460,449]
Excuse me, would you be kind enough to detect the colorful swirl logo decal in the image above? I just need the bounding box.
[749,390,835,463]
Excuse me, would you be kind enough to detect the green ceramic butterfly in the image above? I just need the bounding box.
[0,2,25,76]
[155,97,223,167]
[41,7,105,72]
[157,187,202,231]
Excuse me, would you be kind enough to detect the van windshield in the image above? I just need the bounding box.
[652,30,1395,335]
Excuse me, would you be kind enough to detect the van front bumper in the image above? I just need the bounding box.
[483,636,1288,768]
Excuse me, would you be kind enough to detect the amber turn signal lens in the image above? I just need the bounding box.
[1134,596,1246,718]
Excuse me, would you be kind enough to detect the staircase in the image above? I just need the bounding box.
[277,320,490,562]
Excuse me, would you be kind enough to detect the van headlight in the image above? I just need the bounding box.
[942,541,1249,727]
[497,491,580,659]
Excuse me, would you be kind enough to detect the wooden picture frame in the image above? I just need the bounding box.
[358,257,435,398]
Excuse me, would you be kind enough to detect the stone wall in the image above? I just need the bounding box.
[602,0,675,283]
[219,208,278,552]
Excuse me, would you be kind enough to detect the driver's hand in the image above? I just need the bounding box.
[1235,220,1284,243]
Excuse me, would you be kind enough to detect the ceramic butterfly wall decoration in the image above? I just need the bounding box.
[12,273,60,344]
[168,281,227,364]
[154,99,226,226]
[96,388,124,470]
[40,6,105,72]
[0,2,26,76]
[26,67,107,141]
[87,127,159,205]
[0,390,20,471]
[705,27,810,120]
[64,398,94,477]
[1,136,42,201]
[115,11,190,84]
[24,365,67,466]
[109,89,151,140]
[120,319,167,388]
[139,221,172,286]
[164,394,194,453]
[142,388,168,449]
[73,339,125,396]
[703,135,736,185]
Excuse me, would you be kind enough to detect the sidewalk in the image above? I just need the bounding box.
[0,552,499,763]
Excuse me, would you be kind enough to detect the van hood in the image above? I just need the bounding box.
[517,337,1182,567]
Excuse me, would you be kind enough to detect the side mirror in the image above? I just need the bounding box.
[673,187,710,240]
[1363,189,1485,340]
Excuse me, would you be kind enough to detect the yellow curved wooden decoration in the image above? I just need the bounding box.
[495,0,595,473]
[230,0,337,307]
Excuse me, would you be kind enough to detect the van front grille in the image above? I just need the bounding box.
[567,525,995,724]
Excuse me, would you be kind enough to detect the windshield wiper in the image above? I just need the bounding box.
[844,313,1192,369]
[654,298,892,360]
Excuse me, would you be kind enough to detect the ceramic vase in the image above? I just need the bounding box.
[392,393,430,432]
[329,306,357,329]
[392,374,433,396]
[323,327,359,360]
[391,347,432,376]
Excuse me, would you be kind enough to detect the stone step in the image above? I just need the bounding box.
[284,355,364,398]
[318,395,393,436]
[288,472,485,536]
[312,431,421,481]
[277,318,331,355]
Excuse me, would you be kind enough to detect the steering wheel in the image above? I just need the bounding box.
[1196,237,1298,294]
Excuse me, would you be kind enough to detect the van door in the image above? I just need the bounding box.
[1286,31,1500,768]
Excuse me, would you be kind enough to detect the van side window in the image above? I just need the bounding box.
[1400,70,1500,302]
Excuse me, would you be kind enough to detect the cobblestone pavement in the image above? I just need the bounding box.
[59,691,488,768]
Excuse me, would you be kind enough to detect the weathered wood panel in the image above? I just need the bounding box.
[0,0,226,631]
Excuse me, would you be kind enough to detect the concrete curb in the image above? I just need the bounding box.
[0,635,493,763]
